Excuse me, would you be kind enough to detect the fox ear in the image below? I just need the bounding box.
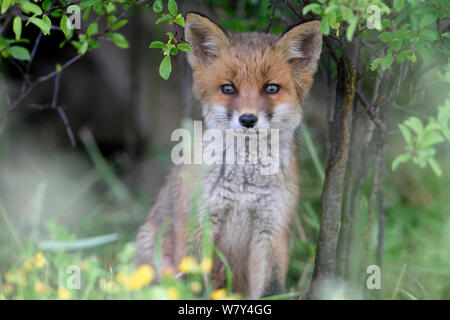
[184,13,229,67]
[277,21,322,72]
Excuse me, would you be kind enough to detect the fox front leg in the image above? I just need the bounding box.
[247,221,289,299]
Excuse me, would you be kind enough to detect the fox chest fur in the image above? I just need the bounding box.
[201,156,298,291]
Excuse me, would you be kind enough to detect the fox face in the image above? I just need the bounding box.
[185,13,322,135]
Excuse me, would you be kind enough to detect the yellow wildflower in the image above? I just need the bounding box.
[178,256,197,274]
[115,272,126,284]
[210,288,228,300]
[22,258,34,271]
[34,282,49,294]
[34,252,46,269]
[57,287,71,300]
[199,258,213,274]
[126,265,154,291]
[190,281,202,294]
[167,287,179,300]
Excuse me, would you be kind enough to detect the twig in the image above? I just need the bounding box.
[51,68,77,147]
[56,105,77,147]
[51,71,61,108]
[27,31,43,73]
[391,264,407,300]
[0,54,82,135]
[266,0,278,33]
[356,89,386,132]
[0,11,14,35]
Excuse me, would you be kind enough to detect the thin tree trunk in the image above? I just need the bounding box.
[308,38,358,299]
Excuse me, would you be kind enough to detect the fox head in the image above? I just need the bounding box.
[184,13,322,135]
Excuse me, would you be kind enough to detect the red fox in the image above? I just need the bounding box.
[135,12,322,299]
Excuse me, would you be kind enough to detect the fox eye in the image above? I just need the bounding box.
[221,84,237,95]
[264,84,280,94]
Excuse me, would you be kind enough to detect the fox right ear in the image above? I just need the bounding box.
[184,13,229,67]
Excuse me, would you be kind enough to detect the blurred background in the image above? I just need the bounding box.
[0,0,449,299]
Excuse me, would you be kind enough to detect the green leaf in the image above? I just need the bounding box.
[392,153,411,171]
[112,33,129,49]
[153,0,163,13]
[87,22,98,37]
[8,46,31,60]
[418,47,431,64]
[27,16,51,35]
[427,158,442,176]
[149,41,166,49]
[370,58,381,71]
[420,29,439,41]
[51,8,63,18]
[420,13,437,29]
[320,17,330,35]
[381,54,394,71]
[20,2,43,15]
[379,32,394,42]
[110,19,128,31]
[303,3,321,15]
[88,39,98,49]
[393,0,404,12]
[83,6,91,20]
[346,16,358,41]
[60,15,72,38]
[394,28,411,39]
[404,117,423,135]
[159,55,171,80]
[42,0,52,11]
[13,16,22,41]
[177,43,191,52]
[168,0,177,16]
[396,54,406,63]
[174,14,184,27]
[410,15,419,32]
[399,124,412,146]
[1,0,11,14]
[79,40,89,54]
[405,52,416,62]
[155,14,172,25]
[421,131,444,148]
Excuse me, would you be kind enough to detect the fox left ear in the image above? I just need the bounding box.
[184,13,229,68]
[277,21,323,73]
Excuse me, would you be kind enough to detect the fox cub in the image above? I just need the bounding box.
[135,13,322,299]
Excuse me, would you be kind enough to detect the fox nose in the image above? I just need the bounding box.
[239,114,258,128]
